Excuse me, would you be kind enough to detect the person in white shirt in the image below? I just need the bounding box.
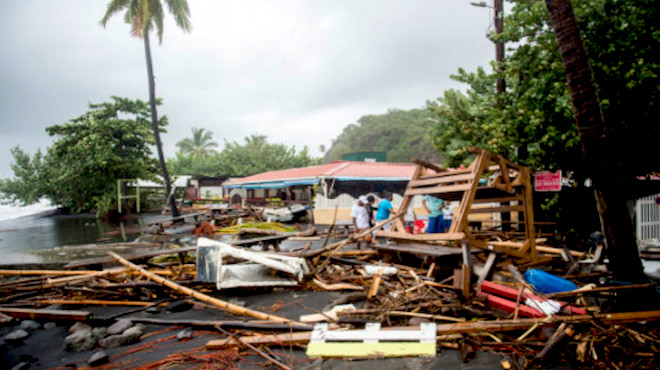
[351,196,372,249]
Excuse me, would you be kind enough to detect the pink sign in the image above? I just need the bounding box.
[535,171,562,192]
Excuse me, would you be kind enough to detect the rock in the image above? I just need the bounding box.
[98,335,125,350]
[69,322,92,334]
[43,322,56,330]
[122,326,144,341]
[5,329,29,342]
[19,320,41,331]
[107,319,132,336]
[87,350,109,366]
[10,362,30,370]
[64,330,96,351]
[92,327,107,339]
[98,326,143,349]
[177,328,193,340]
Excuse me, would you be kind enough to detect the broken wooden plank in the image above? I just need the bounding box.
[0,269,105,276]
[476,252,497,287]
[36,299,164,307]
[375,231,465,241]
[0,307,92,321]
[367,269,383,298]
[546,282,659,299]
[108,251,302,325]
[124,317,314,331]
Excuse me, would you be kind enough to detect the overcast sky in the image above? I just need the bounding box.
[0,0,496,178]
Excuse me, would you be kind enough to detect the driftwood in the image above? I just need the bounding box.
[108,251,302,325]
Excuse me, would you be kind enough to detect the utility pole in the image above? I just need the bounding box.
[473,0,515,231]
[494,0,505,95]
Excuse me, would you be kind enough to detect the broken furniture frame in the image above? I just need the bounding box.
[377,148,537,260]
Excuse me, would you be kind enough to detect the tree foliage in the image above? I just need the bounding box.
[1,97,162,214]
[428,0,659,177]
[0,147,46,205]
[324,108,442,163]
[169,134,320,177]
[175,127,218,157]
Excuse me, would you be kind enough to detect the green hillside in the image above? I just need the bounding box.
[324,108,442,164]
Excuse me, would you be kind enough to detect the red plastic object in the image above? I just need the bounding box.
[477,292,545,318]
[480,281,587,315]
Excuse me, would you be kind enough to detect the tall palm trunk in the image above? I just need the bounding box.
[545,0,644,282]
[143,28,179,217]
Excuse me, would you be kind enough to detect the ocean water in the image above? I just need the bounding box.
[0,199,162,264]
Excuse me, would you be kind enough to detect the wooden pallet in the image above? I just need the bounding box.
[378,149,536,260]
[306,322,437,358]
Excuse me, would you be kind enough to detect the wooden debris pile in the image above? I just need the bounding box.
[0,163,659,368]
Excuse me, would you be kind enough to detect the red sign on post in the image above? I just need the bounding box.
[534,171,562,192]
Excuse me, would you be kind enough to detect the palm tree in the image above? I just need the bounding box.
[176,127,219,157]
[101,0,192,217]
[544,0,644,282]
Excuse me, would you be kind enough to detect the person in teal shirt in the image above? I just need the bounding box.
[423,195,445,233]
[375,192,394,231]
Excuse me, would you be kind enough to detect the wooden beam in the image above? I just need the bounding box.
[469,205,524,214]
[406,184,472,196]
[108,251,301,325]
[409,173,475,187]
[376,231,465,241]
[0,307,92,321]
[207,310,660,349]
[412,158,445,173]
[451,151,490,234]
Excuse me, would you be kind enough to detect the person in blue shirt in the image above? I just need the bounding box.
[423,195,445,233]
[375,191,394,231]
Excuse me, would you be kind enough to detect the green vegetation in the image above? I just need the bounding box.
[169,134,320,177]
[176,127,218,158]
[101,0,193,218]
[428,0,659,177]
[324,108,442,163]
[0,97,162,214]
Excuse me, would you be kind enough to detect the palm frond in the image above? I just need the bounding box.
[164,0,192,32]
[149,0,165,43]
[100,0,131,27]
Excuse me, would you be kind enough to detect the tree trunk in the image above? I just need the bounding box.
[143,29,179,217]
[544,0,644,282]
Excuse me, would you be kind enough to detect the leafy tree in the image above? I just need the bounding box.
[217,135,320,177]
[42,97,161,214]
[176,127,218,157]
[428,0,659,178]
[324,108,442,164]
[168,152,222,177]
[101,0,192,217]
[544,0,644,282]
[0,147,46,205]
[168,134,320,177]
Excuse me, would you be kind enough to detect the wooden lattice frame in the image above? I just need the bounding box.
[378,149,536,260]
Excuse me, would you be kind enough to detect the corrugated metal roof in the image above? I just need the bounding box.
[224,161,418,186]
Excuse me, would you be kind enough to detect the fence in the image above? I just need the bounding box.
[636,193,660,240]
